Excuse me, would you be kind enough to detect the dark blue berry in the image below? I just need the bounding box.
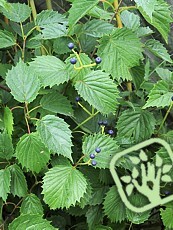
[91,160,97,166]
[90,153,95,159]
[95,147,101,153]
[98,120,103,125]
[70,57,77,64]
[75,96,81,102]
[102,120,108,126]
[95,57,102,64]
[171,96,173,101]
[108,129,114,135]
[164,191,171,195]
[68,42,74,49]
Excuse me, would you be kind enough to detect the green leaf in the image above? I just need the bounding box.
[161,206,173,229]
[36,115,73,161]
[161,175,172,183]
[1,3,31,22]
[82,19,114,37]
[0,168,11,201]
[89,186,109,206]
[75,70,119,114]
[138,0,172,42]
[0,30,16,48]
[162,165,172,174]
[103,185,126,222]
[40,92,73,116]
[134,0,157,19]
[68,0,99,27]
[0,130,13,160]
[3,106,14,136]
[155,68,173,82]
[8,214,56,230]
[29,56,69,88]
[78,180,93,208]
[145,39,172,63]
[126,194,151,224]
[121,11,140,31]
[36,10,67,39]
[143,80,172,108]
[6,60,40,103]
[155,154,163,167]
[9,164,28,197]
[126,184,134,196]
[42,165,88,209]
[20,194,43,215]
[83,133,119,169]
[88,5,112,20]
[117,108,156,142]
[132,167,139,179]
[129,156,140,165]
[15,132,51,173]
[139,150,148,161]
[97,28,143,81]
[86,205,103,229]
[121,175,131,183]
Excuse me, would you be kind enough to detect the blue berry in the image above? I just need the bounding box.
[70,57,77,64]
[95,147,101,153]
[91,160,97,166]
[171,96,173,101]
[68,42,74,49]
[165,191,171,195]
[75,96,81,102]
[102,120,108,126]
[95,57,102,64]
[90,153,95,159]
[98,121,103,125]
[108,129,114,135]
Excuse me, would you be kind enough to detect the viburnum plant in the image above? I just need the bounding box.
[0,0,173,229]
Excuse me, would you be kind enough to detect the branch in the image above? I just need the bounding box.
[0,84,11,92]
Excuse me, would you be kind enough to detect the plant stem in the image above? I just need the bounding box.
[11,106,24,111]
[119,5,137,13]
[29,0,37,21]
[78,102,92,115]
[158,102,173,133]
[24,103,31,134]
[46,0,52,10]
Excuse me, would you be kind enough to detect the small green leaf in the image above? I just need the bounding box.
[132,167,139,179]
[40,92,73,116]
[9,164,27,197]
[6,60,40,103]
[0,30,16,48]
[134,0,157,19]
[161,175,172,183]
[1,3,31,22]
[121,11,140,31]
[129,156,140,165]
[139,150,148,162]
[161,206,173,229]
[155,154,163,167]
[75,70,119,114]
[155,68,173,82]
[126,184,134,196]
[83,133,119,169]
[3,106,14,136]
[36,10,67,39]
[103,185,126,222]
[86,205,103,229]
[37,115,73,161]
[0,130,13,160]
[42,165,88,209]
[121,175,132,183]
[68,0,99,27]
[88,5,112,20]
[0,168,11,201]
[162,164,172,174]
[29,55,69,88]
[8,214,56,230]
[16,132,51,173]
[20,194,43,216]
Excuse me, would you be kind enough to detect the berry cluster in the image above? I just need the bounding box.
[98,120,114,135]
[89,147,101,166]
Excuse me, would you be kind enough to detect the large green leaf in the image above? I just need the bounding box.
[1,3,31,22]
[75,70,119,114]
[29,56,69,88]
[88,5,112,20]
[6,60,40,103]
[15,132,51,173]
[0,130,13,160]
[97,28,143,81]
[82,133,119,169]
[20,194,43,216]
[103,185,126,223]
[138,0,172,42]
[40,92,73,116]
[143,80,173,108]
[86,205,103,229]
[36,115,73,161]
[3,106,14,136]
[82,19,114,37]
[0,168,11,201]
[117,108,156,142]
[8,214,55,230]
[42,165,88,209]
[161,203,173,229]
[0,30,16,49]
[134,0,157,19]
[36,10,67,39]
[121,11,140,31]
[9,164,28,197]
[68,0,99,27]
[145,39,172,63]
